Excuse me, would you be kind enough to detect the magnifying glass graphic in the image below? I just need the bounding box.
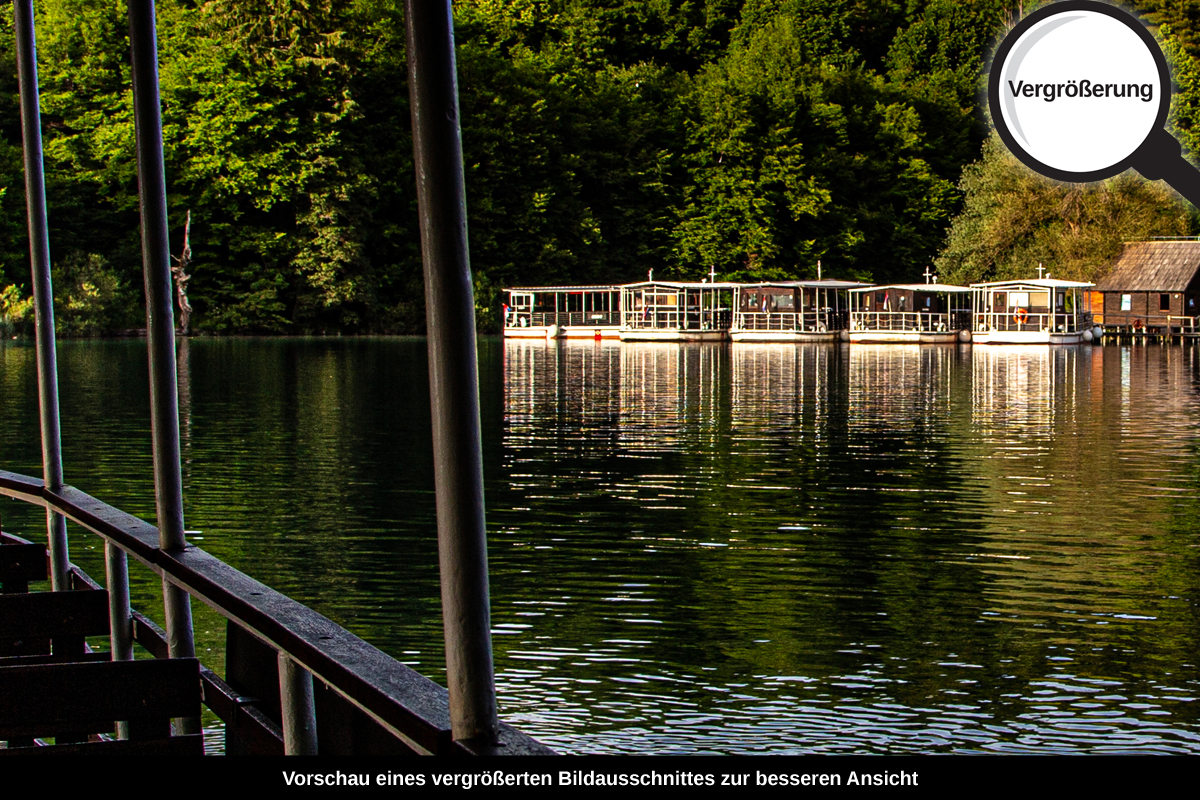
[990,0,1200,205]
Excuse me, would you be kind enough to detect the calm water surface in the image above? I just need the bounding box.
[1,337,1198,754]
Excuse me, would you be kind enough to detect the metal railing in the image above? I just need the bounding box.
[0,471,553,755]
[975,311,1091,333]
[623,308,731,331]
[2,0,551,757]
[850,311,971,332]
[735,310,849,332]
[506,311,618,328]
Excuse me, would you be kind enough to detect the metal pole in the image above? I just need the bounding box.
[105,542,133,662]
[13,0,69,592]
[127,0,197,733]
[405,0,499,744]
[278,653,319,755]
[105,541,133,739]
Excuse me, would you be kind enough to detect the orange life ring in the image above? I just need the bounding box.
[1013,307,1029,324]
[1132,317,1145,330]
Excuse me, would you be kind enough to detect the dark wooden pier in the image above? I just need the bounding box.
[0,0,551,755]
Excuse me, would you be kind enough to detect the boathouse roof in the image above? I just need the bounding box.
[1095,241,1200,292]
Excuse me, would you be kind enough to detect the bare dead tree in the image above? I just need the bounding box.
[172,210,194,336]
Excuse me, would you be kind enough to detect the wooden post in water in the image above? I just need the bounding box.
[405,0,499,745]
[127,0,198,732]
[13,0,69,593]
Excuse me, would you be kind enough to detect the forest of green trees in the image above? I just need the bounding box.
[3,0,1200,336]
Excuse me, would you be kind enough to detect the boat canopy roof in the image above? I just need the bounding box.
[970,279,1094,289]
[622,280,744,289]
[505,285,622,293]
[849,283,971,293]
[741,280,872,289]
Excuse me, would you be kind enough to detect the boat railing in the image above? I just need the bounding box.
[851,311,969,332]
[975,310,1091,333]
[736,310,849,332]
[519,311,617,327]
[625,307,729,331]
[0,469,552,756]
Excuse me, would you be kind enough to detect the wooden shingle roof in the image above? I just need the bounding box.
[1095,241,1200,292]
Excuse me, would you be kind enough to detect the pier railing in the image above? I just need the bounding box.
[1097,314,1198,334]
[0,469,553,755]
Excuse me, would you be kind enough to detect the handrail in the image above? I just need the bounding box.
[850,310,969,332]
[1103,314,1199,332]
[0,469,553,756]
[735,310,849,332]
[972,310,1089,332]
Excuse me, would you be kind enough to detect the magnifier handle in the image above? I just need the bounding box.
[1131,129,1200,208]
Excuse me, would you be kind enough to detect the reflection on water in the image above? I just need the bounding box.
[2,338,1200,754]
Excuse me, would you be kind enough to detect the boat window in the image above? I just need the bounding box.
[1009,292,1030,308]
[1121,294,1132,311]
[1160,293,1171,312]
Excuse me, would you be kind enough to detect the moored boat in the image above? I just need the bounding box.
[970,279,1097,344]
[503,285,623,339]
[848,282,972,343]
[618,281,737,341]
[730,280,869,342]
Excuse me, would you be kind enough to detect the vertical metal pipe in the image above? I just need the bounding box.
[105,542,133,662]
[405,0,499,743]
[278,654,319,755]
[127,0,197,735]
[13,0,69,592]
[105,541,133,739]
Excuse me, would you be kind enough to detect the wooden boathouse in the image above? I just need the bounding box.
[1094,240,1200,338]
[1,0,550,756]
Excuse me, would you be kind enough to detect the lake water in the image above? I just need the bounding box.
[1,337,1198,754]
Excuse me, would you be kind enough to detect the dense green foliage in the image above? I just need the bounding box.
[0,1,1198,334]
[935,134,1190,285]
[936,21,1200,286]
